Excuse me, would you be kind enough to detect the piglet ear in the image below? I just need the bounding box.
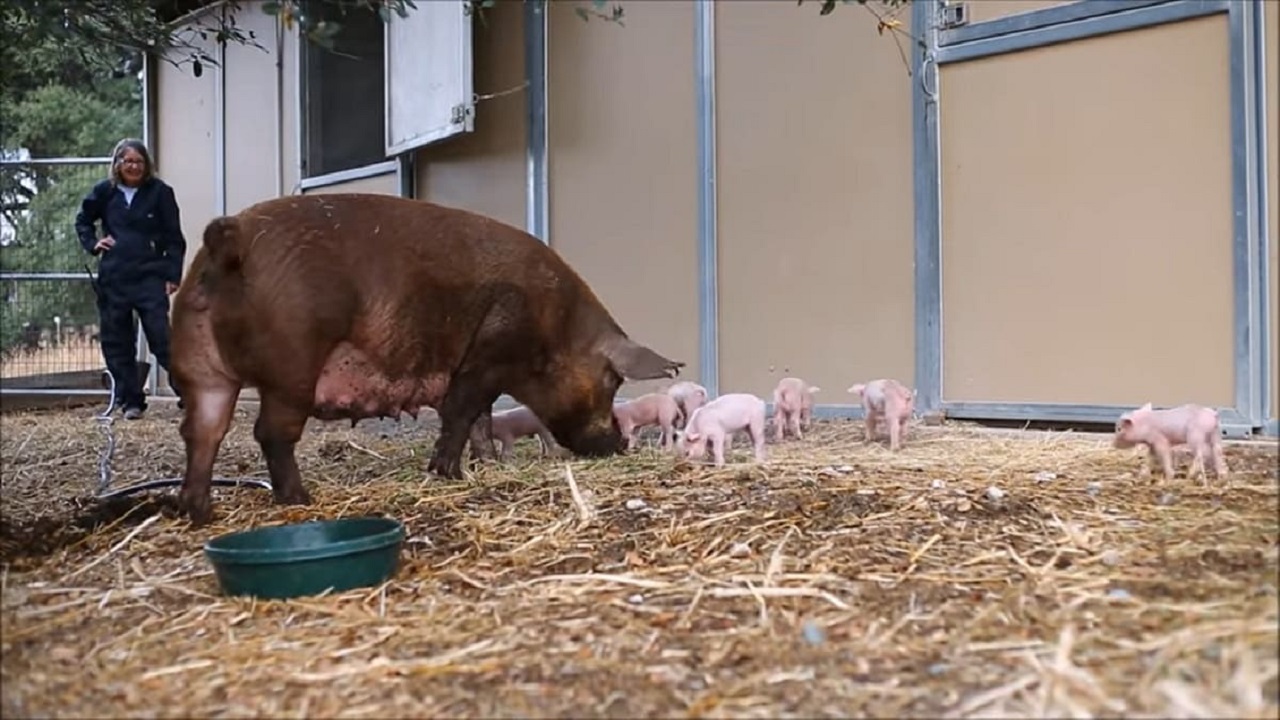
[600,335,684,380]
[1119,417,1134,430]
[1139,402,1153,412]
[847,384,865,395]
[684,432,701,443]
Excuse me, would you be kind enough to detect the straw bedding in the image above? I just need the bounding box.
[1,402,1277,719]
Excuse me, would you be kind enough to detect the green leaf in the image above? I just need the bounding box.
[261,1,282,15]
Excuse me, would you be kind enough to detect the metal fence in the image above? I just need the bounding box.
[0,158,150,400]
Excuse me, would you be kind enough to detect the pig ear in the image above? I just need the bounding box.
[1139,402,1153,412]
[1119,417,1134,430]
[847,384,865,395]
[600,336,684,380]
[685,431,701,442]
[808,386,821,394]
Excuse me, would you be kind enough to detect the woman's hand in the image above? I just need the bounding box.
[93,235,115,252]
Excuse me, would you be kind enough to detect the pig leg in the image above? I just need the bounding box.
[429,382,501,479]
[253,395,313,506]
[1187,443,1207,484]
[494,433,513,462]
[1135,445,1155,478]
[773,408,787,443]
[1210,436,1229,479]
[619,419,638,450]
[710,432,727,468]
[177,384,241,526]
[535,427,559,457]
[659,419,674,451]
[467,411,497,462]
[748,415,768,463]
[863,409,880,443]
[888,416,903,451]
[789,409,804,441]
[1148,435,1175,483]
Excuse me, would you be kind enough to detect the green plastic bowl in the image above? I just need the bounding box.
[203,516,405,600]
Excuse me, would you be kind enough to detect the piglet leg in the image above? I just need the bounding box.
[1138,447,1158,479]
[1211,437,1229,479]
[496,436,514,462]
[1187,445,1207,484]
[748,416,768,464]
[254,394,313,506]
[468,411,496,462]
[536,427,562,458]
[888,416,903,452]
[710,433,727,468]
[177,384,241,527]
[1150,436,1175,483]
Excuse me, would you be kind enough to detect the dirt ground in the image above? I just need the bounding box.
[1,402,1277,719]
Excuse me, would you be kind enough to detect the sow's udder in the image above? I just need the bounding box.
[313,342,447,421]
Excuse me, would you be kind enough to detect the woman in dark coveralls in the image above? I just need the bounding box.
[74,138,186,419]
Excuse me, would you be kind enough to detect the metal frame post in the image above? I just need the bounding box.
[695,0,719,397]
[525,0,549,243]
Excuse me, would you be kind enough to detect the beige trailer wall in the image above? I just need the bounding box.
[155,7,302,277]
[1268,0,1278,421]
[939,13,1235,408]
[223,8,286,215]
[716,1,915,401]
[154,11,220,277]
[415,0,526,230]
[546,1,699,397]
[965,0,1073,25]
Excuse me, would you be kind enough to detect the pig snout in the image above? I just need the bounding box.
[558,416,627,457]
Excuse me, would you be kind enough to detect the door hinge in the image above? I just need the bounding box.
[939,0,968,29]
[450,103,471,125]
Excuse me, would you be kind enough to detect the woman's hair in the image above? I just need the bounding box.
[109,138,155,186]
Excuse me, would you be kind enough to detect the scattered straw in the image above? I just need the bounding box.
[1,404,1277,718]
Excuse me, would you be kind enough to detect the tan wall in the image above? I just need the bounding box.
[716,1,915,402]
[301,172,398,196]
[939,14,1234,408]
[156,4,302,278]
[546,0,699,398]
[1267,0,1278,421]
[415,0,526,230]
[223,8,284,215]
[966,0,1072,25]
[154,9,220,277]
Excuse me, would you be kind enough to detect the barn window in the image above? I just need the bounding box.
[299,0,387,180]
[384,0,475,155]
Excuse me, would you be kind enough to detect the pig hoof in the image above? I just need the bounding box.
[178,491,214,528]
[427,454,464,480]
[272,486,313,506]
